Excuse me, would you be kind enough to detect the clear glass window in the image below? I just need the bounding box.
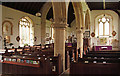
[98,17,110,36]
[99,22,103,35]
[19,17,33,46]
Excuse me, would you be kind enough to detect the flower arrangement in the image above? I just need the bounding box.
[24,43,28,46]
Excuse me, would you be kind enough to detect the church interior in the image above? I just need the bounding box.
[0,0,120,76]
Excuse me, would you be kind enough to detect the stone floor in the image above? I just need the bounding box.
[60,68,70,76]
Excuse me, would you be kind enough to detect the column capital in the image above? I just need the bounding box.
[76,29,84,33]
[53,23,68,28]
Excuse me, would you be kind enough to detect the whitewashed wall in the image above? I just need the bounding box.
[0,5,2,49]
[45,20,52,44]
[66,20,76,38]
[119,16,120,49]
[1,5,51,48]
[118,10,120,49]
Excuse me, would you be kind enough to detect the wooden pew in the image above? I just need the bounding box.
[50,54,62,75]
[65,51,70,70]
[2,46,62,75]
[70,62,120,76]
[84,53,120,58]
[2,55,52,75]
[17,53,62,75]
[71,50,120,75]
[2,44,77,75]
[88,51,120,54]
[79,58,120,63]
[17,43,76,64]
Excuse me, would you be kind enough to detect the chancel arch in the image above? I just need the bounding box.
[40,2,52,45]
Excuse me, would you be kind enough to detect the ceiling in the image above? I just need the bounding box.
[2,2,45,16]
[2,2,74,26]
[87,2,120,15]
[87,2,120,10]
[2,2,120,27]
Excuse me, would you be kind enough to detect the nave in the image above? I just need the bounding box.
[0,1,120,76]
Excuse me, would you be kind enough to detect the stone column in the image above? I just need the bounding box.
[53,23,68,72]
[76,29,84,58]
[41,18,46,45]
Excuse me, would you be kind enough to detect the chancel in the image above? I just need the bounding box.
[0,0,120,76]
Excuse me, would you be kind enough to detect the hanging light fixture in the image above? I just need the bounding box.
[35,12,41,17]
[103,0,106,16]
[103,0,106,10]
[102,0,106,22]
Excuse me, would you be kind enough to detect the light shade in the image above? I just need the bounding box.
[36,12,41,17]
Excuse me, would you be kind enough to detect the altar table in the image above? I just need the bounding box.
[94,46,112,51]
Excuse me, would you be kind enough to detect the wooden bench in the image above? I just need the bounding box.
[2,44,77,74]
[79,58,120,63]
[2,55,52,75]
[70,50,120,75]
[2,47,63,75]
[84,53,120,58]
[70,62,120,76]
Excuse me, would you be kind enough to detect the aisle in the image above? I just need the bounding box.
[60,68,70,76]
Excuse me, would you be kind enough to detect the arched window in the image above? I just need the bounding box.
[98,17,110,36]
[19,17,34,46]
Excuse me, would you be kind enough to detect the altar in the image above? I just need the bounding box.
[94,45,112,51]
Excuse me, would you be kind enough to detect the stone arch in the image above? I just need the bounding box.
[85,9,90,30]
[70,2,84,30]
[67,2,85,57]
[40,2,52,45]
[52,2,67,24]
[40,2,52,19]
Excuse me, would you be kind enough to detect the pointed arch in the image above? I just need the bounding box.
[52,2,67,24]
[85,9,90,29]
[19,16,34,46]
[40,2,52,45]
[71,2,84,30]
